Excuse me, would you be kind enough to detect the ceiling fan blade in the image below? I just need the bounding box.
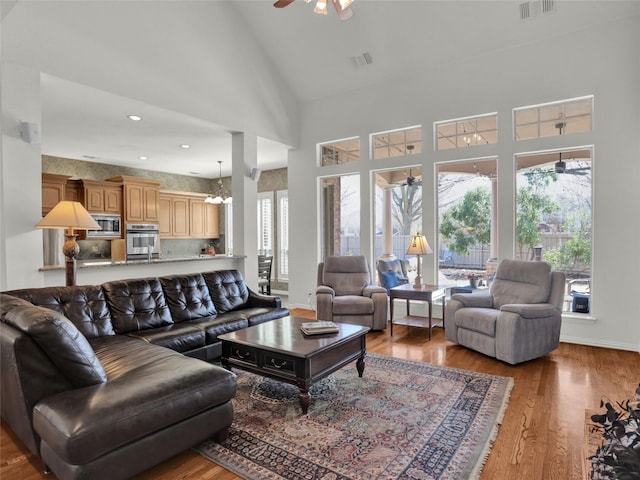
[273,0,295,7]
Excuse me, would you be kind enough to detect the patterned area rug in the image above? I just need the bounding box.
[196,354,513,480]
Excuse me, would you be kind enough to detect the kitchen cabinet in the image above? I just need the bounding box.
[107,176,161,224]
[204,202,219,238]
[81,179,122,214]
[159,193,190,238]
[41,173,71,216]
[159,190,219,239]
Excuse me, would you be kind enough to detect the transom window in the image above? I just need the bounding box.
[319,138,360,166]
[435,113,498,151]
[514,96,593,140]
[372,126,422,159]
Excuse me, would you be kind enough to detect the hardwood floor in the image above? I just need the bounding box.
[2,308,637,480]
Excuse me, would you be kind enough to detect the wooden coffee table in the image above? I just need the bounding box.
[218,316,369,414]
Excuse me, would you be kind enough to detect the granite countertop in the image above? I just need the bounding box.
[40,255,244,271]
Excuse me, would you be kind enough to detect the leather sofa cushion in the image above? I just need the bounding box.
[203,270,250,313]
[102,278,173,333]
[2,295,107,387]
[160,273,217,321]
[6,286,114,339]
[186,312,248,343]
[35,335,236,465]
[125,323,206,352]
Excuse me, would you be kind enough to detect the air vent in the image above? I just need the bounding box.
[520,0,555,20]
[350,52,373,69]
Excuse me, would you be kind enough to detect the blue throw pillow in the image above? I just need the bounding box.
[380,270,399,289]
[395,273,408,284]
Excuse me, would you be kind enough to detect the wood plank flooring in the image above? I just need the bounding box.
[2,308,637,480]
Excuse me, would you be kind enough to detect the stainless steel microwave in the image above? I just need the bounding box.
[86,214,121,238]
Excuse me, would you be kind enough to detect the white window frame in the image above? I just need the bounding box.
[277,190,289,280]
[257,192,273,256]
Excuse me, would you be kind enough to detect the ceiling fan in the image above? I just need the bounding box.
[554,153,590,175]
[273,0,354,20]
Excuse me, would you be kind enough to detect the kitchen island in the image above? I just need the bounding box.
[39,255,245,288]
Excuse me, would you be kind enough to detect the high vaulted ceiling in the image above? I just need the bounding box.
[4,1,639,178]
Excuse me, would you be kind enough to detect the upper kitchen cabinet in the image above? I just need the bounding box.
[107,176,161,224]
[80,179,122,214]
[41,173,71,216]
[159,190,219,238]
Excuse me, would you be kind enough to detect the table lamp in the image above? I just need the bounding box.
[36,201,101,286]
[406,233,432,288]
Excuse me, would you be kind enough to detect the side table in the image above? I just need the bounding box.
[389,283,447,340]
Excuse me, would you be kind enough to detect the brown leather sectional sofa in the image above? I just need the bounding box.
[0,269,289,480]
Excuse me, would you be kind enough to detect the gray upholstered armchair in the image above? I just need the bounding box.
[316,255,388,330]
[445,259,565,365]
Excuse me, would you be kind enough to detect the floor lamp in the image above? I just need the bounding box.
[36,201,102,286]
[406,233,432,288]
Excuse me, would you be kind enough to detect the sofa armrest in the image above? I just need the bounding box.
[316,285,335,296]
[315,286,334,322]
[247,289,282,308]
[451,291,494,308]
[362,285,387,297]
[500,303,559,319]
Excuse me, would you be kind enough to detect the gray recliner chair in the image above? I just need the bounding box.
[316,255,388,330]
[445,259,565,365]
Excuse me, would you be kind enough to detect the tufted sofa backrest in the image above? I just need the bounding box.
[202,270,250,313]
[490,259,552,309]
[6,285,114,339]
[160,273,217,321]
[102,278,173,334]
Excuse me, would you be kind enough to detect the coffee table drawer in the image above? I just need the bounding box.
[263,353,295,374]
[227,345,258,365]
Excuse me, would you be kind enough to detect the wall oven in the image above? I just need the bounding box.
[86,214,121,238]
[126,223,160,260]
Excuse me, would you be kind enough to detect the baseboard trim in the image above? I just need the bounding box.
[560,335,640,353]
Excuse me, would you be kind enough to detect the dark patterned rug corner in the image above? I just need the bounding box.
[195,353,513,480]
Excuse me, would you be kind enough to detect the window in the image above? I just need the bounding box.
[320,137,360,166]
[514,96,593,140]
[435,113,498,151]
[277,190,289,280]
[321,174,360,258]
[373,167,423,279]
[437,158,498,285]
[372,126,422,159]
[257,192,273,256]
[516,147,592,313]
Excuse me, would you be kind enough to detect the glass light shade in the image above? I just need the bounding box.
[36,201,101,233]
[314,0,327,15]
[406,234,432,256]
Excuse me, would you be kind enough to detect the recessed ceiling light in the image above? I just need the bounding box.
[127,114,143,121]
[179,144,191,149]
[139,156,148,160]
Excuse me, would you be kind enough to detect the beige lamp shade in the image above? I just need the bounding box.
[406,233,432,256]
[36,201,101,233]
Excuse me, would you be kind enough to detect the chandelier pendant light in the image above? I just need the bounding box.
[274,0,353,20]
[204,161,232,204]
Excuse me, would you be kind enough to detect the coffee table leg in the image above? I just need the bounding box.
[356,355,365,377]
[299,389,310,414]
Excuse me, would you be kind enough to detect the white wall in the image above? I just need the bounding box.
[288,15,640,351]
